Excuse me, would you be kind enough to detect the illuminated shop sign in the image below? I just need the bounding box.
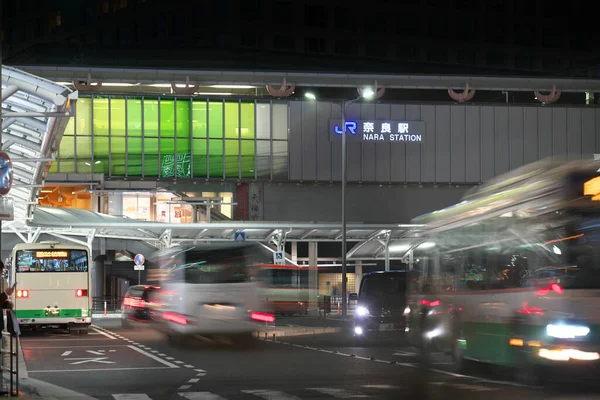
[329,120,425,143]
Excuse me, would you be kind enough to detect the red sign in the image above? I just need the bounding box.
[0,152,13,196]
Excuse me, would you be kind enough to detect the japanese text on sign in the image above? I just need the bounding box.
[329,120,425,143]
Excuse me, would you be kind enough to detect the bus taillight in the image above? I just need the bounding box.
[76,289,88,297]
[16,290,29,298]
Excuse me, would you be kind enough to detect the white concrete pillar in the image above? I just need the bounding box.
[108,192,123,217]
[354,261,363,294]
[291,241,298,264]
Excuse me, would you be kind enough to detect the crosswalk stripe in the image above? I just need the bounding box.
[178,392,228,400]
[242,389,302,399]
[112,395,152,400]
[307,388,369,398]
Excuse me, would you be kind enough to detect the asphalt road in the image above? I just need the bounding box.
[18,320,600,399]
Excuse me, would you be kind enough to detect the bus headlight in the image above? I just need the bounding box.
[355,306,369,317]
[403,306,410,316]
[546,324,590,339]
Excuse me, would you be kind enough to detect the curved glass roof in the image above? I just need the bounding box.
[1,66,75,223]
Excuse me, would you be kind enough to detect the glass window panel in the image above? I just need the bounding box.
[111,98,126,136]
[224,102,239,139]
[75,136,92,173]
[208,101,223,138]
[93,136,109,174]
[256,140,270,179]
[192,100,207,138]
[273,140,288,180]
[144,99,159,136]
[111,137,126,175]
[272,102,288,140]
[176,99,190,138]
[127,137,143,176]
[93,97,109,135]
[192,139,207,177]
[75,98,92,135]
[225,139,239,178]
[209,140,223,176]
[127,98,143,136]
[64,118,75,135]
[240,102,255,139]
[144,138,159,177]
[240,139,255,178]
[48,162,58,173]
[160,99,175,137]
[58,135,75,173]
[175,138,191,178]
[256,102,270,139]
[160,138,175,177]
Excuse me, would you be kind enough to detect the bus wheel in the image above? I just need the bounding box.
[449,337,472,373]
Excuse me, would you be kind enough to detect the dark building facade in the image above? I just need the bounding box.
[2,0,598,77]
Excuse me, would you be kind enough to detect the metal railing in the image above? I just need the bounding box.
[1,310,19,397]
[92,297,124,314]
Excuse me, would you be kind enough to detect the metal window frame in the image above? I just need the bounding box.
[253,100,257,181]
[158,97,162,179]
[125,96,129,178]
[141,96,146,178]
[238,99,242,180]
[107,95,112,177]
[189,97,193,178]
[206,98,210,179]
[222,98,226,179]
[174,97,178,180]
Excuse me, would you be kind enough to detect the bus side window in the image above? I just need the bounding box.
[459,248,486,291]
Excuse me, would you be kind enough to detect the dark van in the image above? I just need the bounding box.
[353,270,407,338]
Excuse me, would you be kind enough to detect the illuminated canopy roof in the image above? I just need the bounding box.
[8,206,424,261]
[1,66,77,222]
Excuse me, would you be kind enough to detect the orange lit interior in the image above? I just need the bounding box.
[38,185,91,210]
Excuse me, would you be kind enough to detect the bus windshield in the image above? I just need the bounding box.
[15,249,88,273]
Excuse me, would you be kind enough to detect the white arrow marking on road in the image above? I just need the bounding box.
[113,395,152,400]
[86,350,106,355]
[60,351,72,357]
[64,357,115,365]
[362,385,401,389]
[242,389,302,399]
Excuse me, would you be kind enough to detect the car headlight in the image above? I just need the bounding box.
[355,306,369,317]
[546,324,590,339]
[403,306,410,316]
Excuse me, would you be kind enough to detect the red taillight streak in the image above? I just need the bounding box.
[536,283,563,296]
[420,299,441,307]
[251,312,275,323]
[123,297,145,308]
[76,289,88,297]
[162,312,187,325]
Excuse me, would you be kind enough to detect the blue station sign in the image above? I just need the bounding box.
[329,120,425,143]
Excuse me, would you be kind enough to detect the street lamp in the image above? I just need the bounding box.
[305,87,379,316]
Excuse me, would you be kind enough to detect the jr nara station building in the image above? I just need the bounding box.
[4,64,600,305]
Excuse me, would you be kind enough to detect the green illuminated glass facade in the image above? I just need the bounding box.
[50,97,289,179]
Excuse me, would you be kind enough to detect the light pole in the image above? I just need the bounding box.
[305,88,376,316]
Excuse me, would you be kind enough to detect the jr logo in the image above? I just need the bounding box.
[334,121,358,135]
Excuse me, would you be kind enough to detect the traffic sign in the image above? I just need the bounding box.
[274,251,284,265]
[134,254,145,266]
[134,264,145,271]
[0,152,14,196]
[234,232,246,242]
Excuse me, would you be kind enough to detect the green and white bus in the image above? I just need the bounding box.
[9,241,92,334]
[405,158,600,382]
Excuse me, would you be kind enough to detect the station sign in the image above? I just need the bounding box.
[329,120,425,143]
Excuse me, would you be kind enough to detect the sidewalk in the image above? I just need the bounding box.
[254,324,342,339]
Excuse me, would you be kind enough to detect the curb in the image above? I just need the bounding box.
[92,314,122,319]
[254,327,341,338]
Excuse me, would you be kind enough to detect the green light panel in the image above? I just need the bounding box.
[53,97,288,179]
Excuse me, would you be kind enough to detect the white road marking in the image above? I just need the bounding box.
[178,392,227,399]
[179,385,192,390]
[242,389,302,399]
[188,378,200,383]
[60,351,72,356]
[308,388,368,398]
[127,345,180,368]
[166,357,175,360]
[392,351,417,356]
[362,385,401,389]
[184,364,195,368]
[92,327,117,340]
[194,369,206,373]
[28,366,173,373]
[112,395,152,400]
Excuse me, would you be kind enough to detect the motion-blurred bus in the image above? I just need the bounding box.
[10,241,91,333]
[405,158,600,383]
[149,242,275,344]
[254,264,310,316]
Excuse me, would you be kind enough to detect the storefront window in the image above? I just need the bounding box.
[122,193,151,221]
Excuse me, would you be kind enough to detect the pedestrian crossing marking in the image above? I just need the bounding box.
[307,388,369,398]
[242,389,302,399]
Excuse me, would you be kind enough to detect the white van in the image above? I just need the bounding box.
[149,242,274,344]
